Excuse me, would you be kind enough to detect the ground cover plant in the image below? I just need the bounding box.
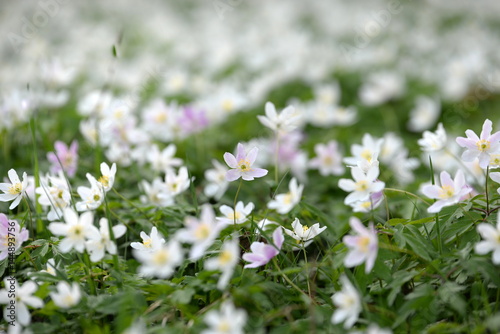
[1,0,500,333]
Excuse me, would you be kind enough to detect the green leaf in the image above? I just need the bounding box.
[170,287,195,305]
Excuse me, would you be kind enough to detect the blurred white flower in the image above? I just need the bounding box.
[217,201,254,225]
[407,96,441,132]
[50,281,81,309]
[331,275,361,329]
[201,300,247,334]
[267,177,303,214]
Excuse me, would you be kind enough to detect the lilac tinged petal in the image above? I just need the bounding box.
[245,168,268,178]
[427,201,447,213]
[489,131,500,143]
[456,137,476,149]
[236,143,246,162]
[273,227,284,249]
[461,150,479,162]
[349,217,367,235]
[344,250,365,267]
[465,129,480,142]
[422,185,442,199]
[223,153,237,168]
[226,169,241,181]
[478,154,490,169]
[440,171,454,188]
[480,119,492,140]
[246,147,259,165]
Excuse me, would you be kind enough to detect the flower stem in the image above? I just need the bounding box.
[302,245,312,298]
[233,179,243,230]
[486,166,490,215]
[275,132,280,184]
[429,156,442,255]
[81,252,97,295]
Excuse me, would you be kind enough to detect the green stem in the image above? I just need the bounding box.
[272,258,312,303]
[81,252,97,295]
[486,166,490,215]
[233,179,243,229]
[104,192,122,288]
[302,245,312,298]
[384,188,431,206]
[275,132,280,184]
[29,117,43,237]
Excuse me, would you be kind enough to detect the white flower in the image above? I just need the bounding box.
[351,324,393,334]
[338,165,385,205]
[47,208,99,253]
[85,218,126,262]
[147,144,183,173]
[407,96,441,132]
[134,240,183,278]
[456,119,500,169]
[217,201,254,225]
[343,217,378,273]
[421,170,472,213]
[283,218,326,248]
[418,123,447,152]
[475,215,500,264]
[0,169,29,210]
[36,172,71,221]
[165,166,191,197]
[175,204,224,261]
[130,226,166,253]
[309,141,345,176]
[201,300,247,334]
[331,275,361,329]
[97,162,117,192]
[257,101,301,134]
[75,174,105,211]
[204,160,229,200]
[50,281,81,308]
[139,178,174,207]
[0,279,44,326]
[343,134,384,173]
[204,237,240,290]
[267,178,303,214]
[359,71,404,106]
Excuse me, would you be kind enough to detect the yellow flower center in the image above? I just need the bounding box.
[69,225,83,239]
[238,159,251,171]
[98,175,110,187]
[194,223,210,240]
[93,194,101,201]
[283,192,293,205]
[152,249,169,265]
[355,180,369,192]
[439,185,454,199]
[222,99,234,112]
[8,183,22,195]
[361,149,373,162]
[217,321,231,333]
[154,113,167,123]
[323,156,333,166]
[357,236,371,252]
[227,211,242,220]
[143,239,152,248]
[218,250,233,265]
[63,295,75,306]
[477,139,490,152]
[490,154,500,166]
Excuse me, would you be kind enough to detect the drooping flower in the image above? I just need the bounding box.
[338,165,385,205]
[0,169,29,210]
[0,279,44,326]
[243,227,284,268]
[205,237,240,290]
[50,281,81,308]
[47,140,79,177]
[283,218,326,248]
[475,214,500,264]
[85,217,126,262]
[201,300,247,334]
[47,208,99,253]
[267,177,303,214]
[134,240,183,278]
[223,143,268,181]
[418,123,447,152]
[343,217,378,273]
[331,275,361,329]
[421,170,472,213]
[0,214,29,261]
[309,141,345,176]
[216,201,254,225]
[175,204,224,260]
[130,226,166,253]
[456,119,500,168]
[257,101,301,134]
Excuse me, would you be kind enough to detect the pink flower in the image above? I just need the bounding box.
[456,119,500,168]
[223,143,268,181]
[242,227,284,268]
[47,140,79,177]
[343,217,378,273]
[421,170,472,213]
[0,213,29,260]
